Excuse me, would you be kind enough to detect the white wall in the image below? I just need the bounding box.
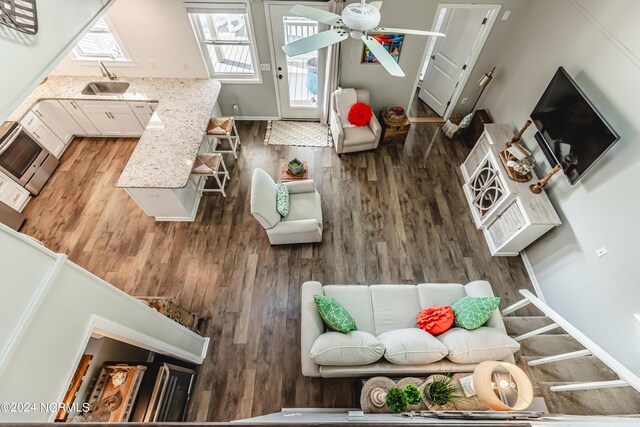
[479,0,640,377]
[0,225,207,422]
[53,0,209,79]
[0,0,112,121]
[340,0,530,114]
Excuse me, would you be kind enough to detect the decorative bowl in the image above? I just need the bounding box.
[288,158,305,175]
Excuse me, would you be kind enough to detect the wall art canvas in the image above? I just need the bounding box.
[361,34,404,64]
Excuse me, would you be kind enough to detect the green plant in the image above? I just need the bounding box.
[423,375,463,408]
[404,385,421,405]
[386,387,408,413]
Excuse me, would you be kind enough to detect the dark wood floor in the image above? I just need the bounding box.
[21,107,534,422]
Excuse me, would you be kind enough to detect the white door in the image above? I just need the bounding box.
[419,6,492,116]
[267,3,327,120]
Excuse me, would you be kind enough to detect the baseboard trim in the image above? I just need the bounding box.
[233,116,280,121]
[521,250,546,303]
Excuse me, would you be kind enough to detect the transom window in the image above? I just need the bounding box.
[187,2,260,82]
[73,17,126,61]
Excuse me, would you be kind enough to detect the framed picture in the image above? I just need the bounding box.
[361,34,404,64]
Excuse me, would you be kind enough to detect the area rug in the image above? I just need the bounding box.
[264,120,333,148]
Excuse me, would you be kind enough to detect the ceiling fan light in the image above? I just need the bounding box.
[341,3,381,31]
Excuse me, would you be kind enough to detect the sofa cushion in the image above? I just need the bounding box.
[417,283,466,308]
[309,331,384,366]
[370,285,421,335]
[437,327,520,364]
[452,296,501,330]
[343,126,375,146]
[323,285,375,335]
[377,328,448,365]
[283,191,322,225]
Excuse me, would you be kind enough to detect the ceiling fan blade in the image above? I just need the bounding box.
[373,26,446,37]
[289,5,343,26]
[282,29,348,57]
[361,34,405,77]
[369,1,383,10]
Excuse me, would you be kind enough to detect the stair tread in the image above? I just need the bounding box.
[515,334,585,357]
[521,355,618,382]
[502,316,565,335]
[537,382,640,416]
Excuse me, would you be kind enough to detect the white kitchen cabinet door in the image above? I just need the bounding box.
[59,99,100,136]
[128,101,158,129]
[31,101,80,143]
[77,101,143,137]
[20,111,65,158]
[0,171,31,212]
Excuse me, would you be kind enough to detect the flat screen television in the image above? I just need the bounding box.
[530,67,619,184]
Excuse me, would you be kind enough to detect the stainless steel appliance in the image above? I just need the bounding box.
[0,121,59,195]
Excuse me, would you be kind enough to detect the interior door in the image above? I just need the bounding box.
[419,7,489,116]
[268,3,327,120]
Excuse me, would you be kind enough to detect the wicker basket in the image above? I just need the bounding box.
[386,106,407,123]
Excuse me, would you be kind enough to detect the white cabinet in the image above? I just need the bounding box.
[461,124,561,256]
[128,101,158,129]
[0,171,31,212]
[59,99,100,136]
[76,101,143,137]
[31,100,80,143]
[20,111,66,158]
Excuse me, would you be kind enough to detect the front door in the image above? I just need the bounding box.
[267,3,327,120]
[419,6,491,116]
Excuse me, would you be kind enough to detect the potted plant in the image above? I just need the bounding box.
[404,384,421,406]
[385,387,409,413]
[422,374,463,410]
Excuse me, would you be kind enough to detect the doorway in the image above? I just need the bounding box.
[417,4,501,118]
[266,2,328,120]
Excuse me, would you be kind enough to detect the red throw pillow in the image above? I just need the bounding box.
[348,103,373,127]
[417,306,454,335]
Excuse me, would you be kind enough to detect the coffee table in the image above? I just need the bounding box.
[279,159,309,182]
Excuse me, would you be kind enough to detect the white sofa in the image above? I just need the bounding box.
[301,280,518,378]
[250,168,323,245]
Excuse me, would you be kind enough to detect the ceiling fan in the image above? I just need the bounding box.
[281,0,445,77]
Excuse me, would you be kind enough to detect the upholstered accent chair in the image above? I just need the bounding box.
[330,88,382,154]
[250,168,323,245]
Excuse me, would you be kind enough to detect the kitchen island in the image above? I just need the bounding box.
[10,76,222,221]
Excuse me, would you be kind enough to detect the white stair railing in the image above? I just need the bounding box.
[502,289,640,393]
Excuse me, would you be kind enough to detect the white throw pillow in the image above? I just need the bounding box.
[437,327,520,364]
[336,88,357,128]
[377,328,449,365]
[309,331,385,366]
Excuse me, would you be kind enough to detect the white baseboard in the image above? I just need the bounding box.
[520,250,546,303]
[233,116,280,121]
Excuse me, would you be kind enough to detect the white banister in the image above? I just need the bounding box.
[550,380,632,392]
[513,323,560,342]
[528,349,592,366]
[515,289,640,394]
[501,298,531,316]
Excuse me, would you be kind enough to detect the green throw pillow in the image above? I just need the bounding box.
[276,183,289,217]
[313,294,357,333]
[459,112,474,129]
[452,296,500,330]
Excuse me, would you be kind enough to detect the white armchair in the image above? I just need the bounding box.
[250,168,323,245]
[330,88,382,154]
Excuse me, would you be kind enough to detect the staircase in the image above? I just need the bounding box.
[501,292,640,416]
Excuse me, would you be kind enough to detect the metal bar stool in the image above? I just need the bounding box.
[205,117,241,159]
[191,153,229,197]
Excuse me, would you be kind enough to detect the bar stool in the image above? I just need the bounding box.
[191,153,229,197]
[205,117,241,159]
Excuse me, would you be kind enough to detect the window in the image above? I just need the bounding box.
[187,2,260,82]
[73,17,126,60]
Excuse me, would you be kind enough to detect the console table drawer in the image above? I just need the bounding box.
[487,201,526,248]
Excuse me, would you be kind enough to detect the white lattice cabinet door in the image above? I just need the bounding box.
[461,124,562,256]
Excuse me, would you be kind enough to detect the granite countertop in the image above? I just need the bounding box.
[10,76,222,189]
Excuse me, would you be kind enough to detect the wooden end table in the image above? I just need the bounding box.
[279,160,309,182]
[379,111,411,144]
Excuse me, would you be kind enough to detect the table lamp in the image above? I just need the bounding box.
[459,361,534,411]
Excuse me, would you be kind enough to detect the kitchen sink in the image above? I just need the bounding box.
[81,81,130,95]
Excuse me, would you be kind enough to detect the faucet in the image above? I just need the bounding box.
[98,61,118,80]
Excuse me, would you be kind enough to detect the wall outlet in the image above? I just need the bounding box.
[260,63,271,71]
[461,97,468,104]
[596,247,608,257]
[232,104,240,112]
[502,11,511,21]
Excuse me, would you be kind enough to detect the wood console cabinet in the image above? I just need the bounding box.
[460,124,561,256]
